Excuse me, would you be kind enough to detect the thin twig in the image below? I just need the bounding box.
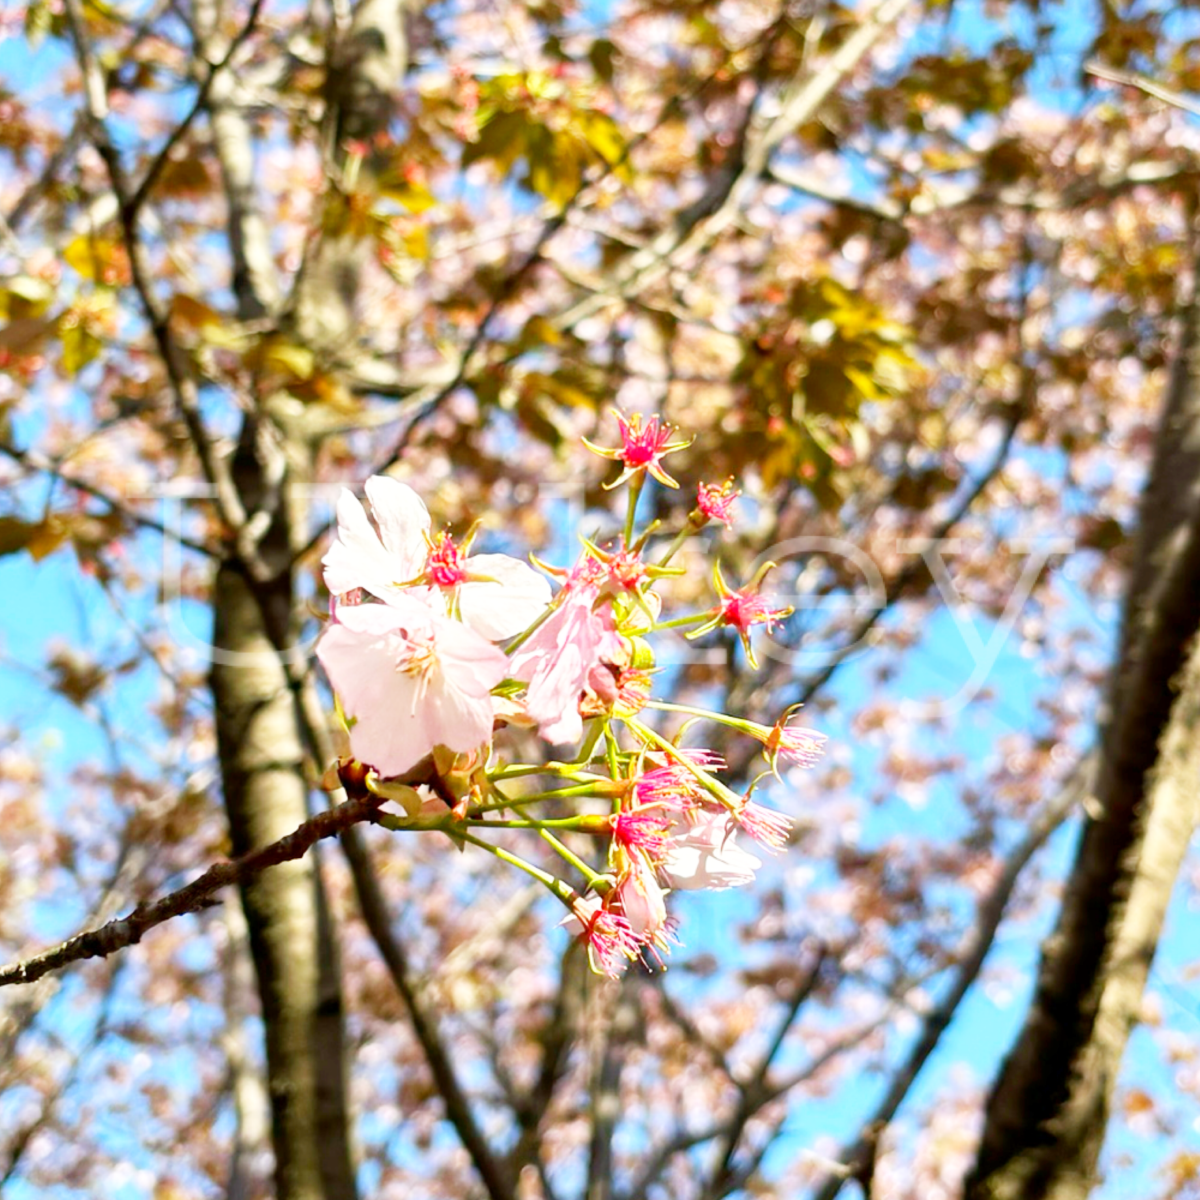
[126,0,269,218]
[0,793,383,988]
[806,762,1089,1200]
[62,0,247,534]
[1085,60,1200,119]
[0,441,217,557]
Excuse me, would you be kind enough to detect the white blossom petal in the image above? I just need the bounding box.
[458,554,552,640]
[363,475,430,571]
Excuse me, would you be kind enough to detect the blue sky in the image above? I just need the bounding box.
[5,0,1200,1195]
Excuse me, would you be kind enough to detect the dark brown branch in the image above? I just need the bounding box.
[808,764,1087,1200]
[0,794,382,988]
[701,948,828,1200]
[787,407,1023,711]
[125,0,269,219]
[339,825,519,1200]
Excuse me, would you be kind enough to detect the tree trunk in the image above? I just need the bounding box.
[205,1,410,1191]
[211,428,358,1200]
[966,253,1200,1200]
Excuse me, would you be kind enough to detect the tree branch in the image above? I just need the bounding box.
[0,793,383,988]
[62,0,247,534]
[0,440,218,558]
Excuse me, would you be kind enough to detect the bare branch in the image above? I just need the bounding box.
[0,793,383,989]
[1086,60,1200,119]
[0,440,218,557]
[700,947,828,1200]
[126,0,270,219]
[61,0,247,534]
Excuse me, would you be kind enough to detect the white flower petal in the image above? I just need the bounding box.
[317,598,506,776]
[458,554,552,640]
[323,488,397,598]
[364,475,430,573]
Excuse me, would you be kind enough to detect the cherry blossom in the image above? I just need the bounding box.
[316,594,508,777]
[695,478,740,527]
[323,475,551,641]
[659,809,763,890]
[508,575,623,745]
[689,563,794,668]
[584,409,692,489]
[562,894,641,979]
[614,853,671,949]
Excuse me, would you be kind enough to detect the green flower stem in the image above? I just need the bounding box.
[624,474,644,547]
[655,525,696,568]
[489,761,600,781]
[643,698,750,730]
[625,716,743,808]
[647,612,712,633]
[467,816,608,832]
[455,829,576,903]
[470,782,616,815]
[374,812,453,833]
[504,596,556,655]
[538,828,603,886]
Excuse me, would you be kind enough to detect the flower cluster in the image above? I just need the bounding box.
[317,411,825,977]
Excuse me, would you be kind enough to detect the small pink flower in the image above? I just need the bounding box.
[605,545,649,592]
[584,410,692,489]
[509,574,622,746]
[758,712,826,771]
[614,854,672,952]
[659,809,762,890]
[563,894,641,978]
[634,751,724,810]
[688,563,792,669]
[695,479,740,528]
[718,587,789,637]
[611,807,673,861]
[316,594,508,777]
[732,797,793,851]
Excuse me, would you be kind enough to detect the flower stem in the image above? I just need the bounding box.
[456,829,576,903]
[624,474,644,547]
[647,612,711,633]
[625,716,742,808]
[538,828,603,885]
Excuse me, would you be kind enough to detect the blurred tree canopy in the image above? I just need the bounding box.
[3,0,1200,1198]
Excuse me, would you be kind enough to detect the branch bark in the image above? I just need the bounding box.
[0,793,383,988]
[966,242,1200,1200]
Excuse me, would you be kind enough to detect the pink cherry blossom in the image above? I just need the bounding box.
[316,594,508,777]
[695,478,740,527]
[508,580,622,745]
[583,409,692,489]
[732,797,793,850]
[756,713,827,769]
[322,475,551,641]
[633,750,726,810]
[688,563,793,668]
[614,853,672,951]
[611,806,673,861]
[562,894,640,978]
